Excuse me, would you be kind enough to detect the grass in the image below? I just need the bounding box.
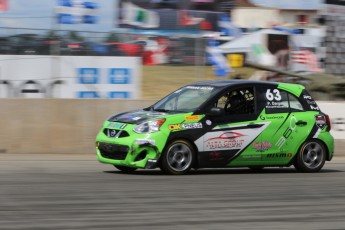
[141,65,257,99]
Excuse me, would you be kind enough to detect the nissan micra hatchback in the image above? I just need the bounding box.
[96,80,334,175]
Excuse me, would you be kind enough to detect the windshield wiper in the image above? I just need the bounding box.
[152,108,170,112]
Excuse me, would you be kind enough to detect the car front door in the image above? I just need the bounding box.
[195,86,268,167]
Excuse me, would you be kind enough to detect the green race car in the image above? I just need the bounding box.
[96,80,334,175]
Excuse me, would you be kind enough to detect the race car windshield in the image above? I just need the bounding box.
[152,86,216,113]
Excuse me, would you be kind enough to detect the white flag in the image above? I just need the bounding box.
[122,2,159,28]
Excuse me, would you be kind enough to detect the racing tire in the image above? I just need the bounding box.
[160,140,195,175]
[113,165,137,173]
[294,140,326,173]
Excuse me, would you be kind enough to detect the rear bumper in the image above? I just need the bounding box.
[318,132,334,161]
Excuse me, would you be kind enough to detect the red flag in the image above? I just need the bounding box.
[0,0,8,11]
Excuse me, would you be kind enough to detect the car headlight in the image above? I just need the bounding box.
[133,118,166,134]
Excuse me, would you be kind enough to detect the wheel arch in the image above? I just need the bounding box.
[294,138,330,161]
[315,138,331,161]
[158,137,199,169]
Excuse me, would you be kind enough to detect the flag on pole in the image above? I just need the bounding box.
[55,0,98,24]
[0,0,8,11]
[206,39,231,77]
[218,14,241,37]
[291,49,321,73]
[179,10,203,26]
[122,2,159,28]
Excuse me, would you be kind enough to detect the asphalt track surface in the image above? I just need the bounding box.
[1,154,345,230]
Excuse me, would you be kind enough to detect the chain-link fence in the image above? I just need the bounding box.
[0,27,208,66]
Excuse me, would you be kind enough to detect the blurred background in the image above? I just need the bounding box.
[0,0,345,155]
[0,0,344,100]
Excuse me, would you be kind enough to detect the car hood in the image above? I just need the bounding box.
[108,110,170,124]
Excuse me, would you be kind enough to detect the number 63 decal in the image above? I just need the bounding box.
[266,89,282,101]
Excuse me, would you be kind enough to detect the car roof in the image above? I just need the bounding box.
[189,80,279,89]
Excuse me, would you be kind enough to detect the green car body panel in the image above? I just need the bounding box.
[96,80,334,173]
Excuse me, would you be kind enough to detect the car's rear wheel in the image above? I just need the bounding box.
[294,140,326,173]
[113,165,137,173]
[160,140,194,175]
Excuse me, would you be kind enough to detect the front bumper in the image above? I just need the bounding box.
[96,129,167,169]
[96,141,159,169]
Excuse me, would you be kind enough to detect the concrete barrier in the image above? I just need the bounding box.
[0,99,344,156]
[0,99,155,154]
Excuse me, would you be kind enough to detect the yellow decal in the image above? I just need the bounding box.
[168,124,182,131]
[185,115,200,121]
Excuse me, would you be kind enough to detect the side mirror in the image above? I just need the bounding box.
[207,107,224,116]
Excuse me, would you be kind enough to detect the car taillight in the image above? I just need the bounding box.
[325,114,331,131]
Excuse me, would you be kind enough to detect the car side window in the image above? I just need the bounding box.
[288,93,305,111]
[215,87,255,115]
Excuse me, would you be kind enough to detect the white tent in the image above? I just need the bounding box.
[218,29,289,66]
[218,29,288,54]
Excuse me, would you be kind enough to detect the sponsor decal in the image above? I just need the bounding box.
[169,124,182,131]
[260,115,285,120]
[135,139,155,145]
[206,120,212,126]
[315,115,326,129]
[185,115,200,121]
[169,122,203,131]
[276,115,297,150]
[108,122,127,129]
[310,105,320,111]
[303,95,319,110]
[267,153,293,158]
[253,141,272,152]
[303,95,312,100]
[242,155,261,159]
[205,131,245,150]
[195,122,271,154]
[182,122,202,129]
[186,86,214,90]
[307,100,317,105]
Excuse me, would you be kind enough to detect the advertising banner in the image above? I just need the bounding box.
[0,56,141,99]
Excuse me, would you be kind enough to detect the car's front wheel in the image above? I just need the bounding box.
[113,165,137,173]
[160,140,195,175]
[294,140,326,173]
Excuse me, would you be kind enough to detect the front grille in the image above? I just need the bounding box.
[103,129,130,138]
[98,143,129,160]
